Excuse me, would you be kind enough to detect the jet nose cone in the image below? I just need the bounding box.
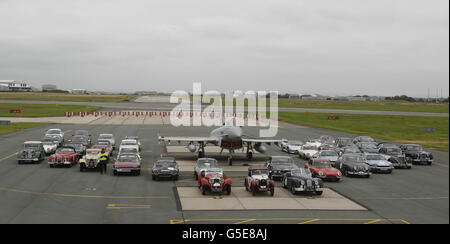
[230,127,243,139]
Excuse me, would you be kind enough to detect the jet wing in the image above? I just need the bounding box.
[158,136,219,144]
[242,138,282,146]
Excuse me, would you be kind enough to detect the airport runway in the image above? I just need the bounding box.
[1,99,448,117]
[0,123,448,224]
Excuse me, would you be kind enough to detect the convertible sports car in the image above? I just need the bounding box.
[245,166,275,196]
[63,143,86,157]
[335,153,371,177]
[282,168,324,195]
[298,144,319,160]
[364,153,394,173]
[198,168,232,195]
[400,144,433,165]
[45,129,64,142]
[41,135,60,155]
[194,158,219,180]
[283,141,304,154]
[113,154,141,176]
[312,150,339,165]
[378,146,405,159]
[17,141,46,164]
[305,158,341,181]
[265,156,299,180]
[152,157,179,180]
[48,146,79,167]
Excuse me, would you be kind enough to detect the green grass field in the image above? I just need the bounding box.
[278,99,449,114]
[0,122,44,136]
[278,112,449,152]
[0,103,101,117]
[0,92,136,103]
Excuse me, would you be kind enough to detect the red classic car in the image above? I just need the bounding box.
[305,158,342,181]
[245,166,275,196]
[113,154,141,176]
[198,168,232,195]
[48,146,79,167]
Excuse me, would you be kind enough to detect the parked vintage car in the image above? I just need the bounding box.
[120,139,141,152]
[125,136,142,149]
[63,143,86,157]
[335,153,371,177]
[194,158,219,180]
[318,144,339,152]
[72,130,92,145]
[335,137,353,148]
[357,142,380,153]
[79,149,102,172]
[245,166,275,196]
[98,134,115,149]
[283,141,304,154]
[312,150,339,166]
[265,156,298,181]
[318,135,335,144]
[45,129,64,142]
[298,144,319,160]
[69,135,90,148]
[152,157,179,180]
[378,146,405,159]
[280,139,289,150]
[387,156,412,169]
[48,146,79,167]
[117,144,139,159]
[400,144,433,165]
[364,153,394,173]
[198,168,232,195]
[113,154,141,176]
[17,141,45,164]
[92,143,113,159]
[41,135,60,155]
[305,158,342,181]
[377,142,399,149]
[282,168,324,195]
[338,146,362,156]
[305,139,322,147]
[352,136,376,144]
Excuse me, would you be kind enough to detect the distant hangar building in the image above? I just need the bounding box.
[0,80,32,92]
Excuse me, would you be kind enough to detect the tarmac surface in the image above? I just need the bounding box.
[0,122,448,224]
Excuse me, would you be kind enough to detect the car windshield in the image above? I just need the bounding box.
[320,151,337,156]
[312,160,331,167]
[98,141,110,145]
[360,137,374,142]
[47,130,60,135]
[303,145,317,150]
[343,155,364,162]
[42,137,56,143]
[361,143,377,148]
[87,150,99,155]
[120,148,138,154]
[56,148,75,153]
[24,143,39,149]
[251,169,269,175]
[99,135,113,139]
[366,155,384,160]
[198,159,218,168]
[155,161,176,167]
[118,155,139,162]
[289,142,303,146]
[121,141,136,145]
[92,145,105,149]
[205,168,223,174]
[406,145,422,151]
[72,137,87,143]
[291,168,311,177]
[387,148,401,153]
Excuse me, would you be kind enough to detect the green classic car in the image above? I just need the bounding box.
[17,141,46,164]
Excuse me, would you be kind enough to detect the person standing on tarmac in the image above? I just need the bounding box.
[98,148,108,174]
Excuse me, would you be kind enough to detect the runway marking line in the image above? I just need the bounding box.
[355,196,449,201]
[364,219,382,224]
[433,162,449,168]
[107,204,151,210]
[169,218,410,224]
[0,187,169,200]
[0,152,18,162]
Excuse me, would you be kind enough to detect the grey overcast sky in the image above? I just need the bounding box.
[0,0,448,97]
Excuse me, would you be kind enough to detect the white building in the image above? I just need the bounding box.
[0,80,32,92]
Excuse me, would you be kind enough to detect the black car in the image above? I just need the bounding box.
[265,156,298,181]
[400,144,433,165]
[335,153,371,177]
[63,143,86,157]
[387,156,412,169]
[282,168,324,195]
[338,146,362,156]
[152,157,179,180]
[378,146,404,158]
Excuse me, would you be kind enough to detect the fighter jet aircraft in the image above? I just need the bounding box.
[157,122,281,165]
